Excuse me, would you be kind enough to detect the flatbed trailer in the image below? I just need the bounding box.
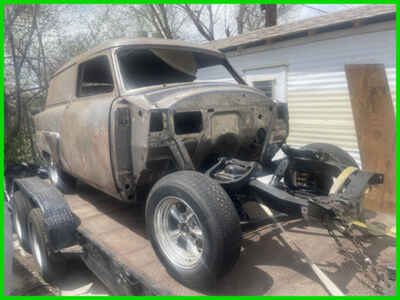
[10,163,391,296]
[59,182,389,296]
[66,182,325,296]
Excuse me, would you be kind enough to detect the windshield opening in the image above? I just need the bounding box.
[116,47,240,90]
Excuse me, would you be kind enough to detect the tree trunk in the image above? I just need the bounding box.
[261,4,277,27]
[24,104,37,162]
[236,5,246,34]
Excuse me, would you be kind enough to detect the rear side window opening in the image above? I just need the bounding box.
[77,55,114,97]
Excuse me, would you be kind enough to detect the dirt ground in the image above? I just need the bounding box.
[9,210,396,296]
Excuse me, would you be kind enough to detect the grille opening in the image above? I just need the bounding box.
[150,112,163,132]
[174,111,202,135]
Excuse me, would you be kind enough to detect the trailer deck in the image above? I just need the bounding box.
[65,182,395,296]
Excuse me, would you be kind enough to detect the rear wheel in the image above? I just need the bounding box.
[302,143,357,168]
[12,191,33,253]
[305,143,358,194]
[285,143,358,195]
[48,157,76,193]
[146,171,241,289]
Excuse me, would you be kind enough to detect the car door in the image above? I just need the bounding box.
[59,53,120,198]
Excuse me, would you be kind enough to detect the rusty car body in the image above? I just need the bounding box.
[33,38,382,289]
[34,38,288,202]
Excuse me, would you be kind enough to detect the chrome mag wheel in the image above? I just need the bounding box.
[154,196,204,269]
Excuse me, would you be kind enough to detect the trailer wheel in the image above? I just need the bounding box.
[5,203,14,296]
[12,191,34,253]
[48,157,76,193]
[28,208,64,283]
[146,171,241,289]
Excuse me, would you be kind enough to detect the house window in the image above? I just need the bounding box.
[253,80,275,98]
[77,56,114,97]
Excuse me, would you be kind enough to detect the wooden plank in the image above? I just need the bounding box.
[345,64,396,214]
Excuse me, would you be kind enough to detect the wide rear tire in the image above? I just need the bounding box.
[146,171,241,290]
[302,143,358,167]
[285,143,359,195]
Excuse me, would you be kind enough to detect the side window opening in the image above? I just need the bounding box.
[77,56,114,97]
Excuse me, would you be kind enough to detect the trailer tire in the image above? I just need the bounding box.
[48,157,76,193]
[146,171,241,289]
[5,203,13,296]
[28,208,65,283]
[12,191,34,253]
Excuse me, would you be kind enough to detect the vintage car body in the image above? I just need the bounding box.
[30,38,384,290]
[34,38,288,202]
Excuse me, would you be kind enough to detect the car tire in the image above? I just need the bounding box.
[48,157,76,193]
[146,171,241,290]
[12,191,34,253]
[28,208,65,283]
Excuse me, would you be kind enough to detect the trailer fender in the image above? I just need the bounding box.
[13,176,78,250]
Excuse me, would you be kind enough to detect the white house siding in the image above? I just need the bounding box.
[200,26,395,167]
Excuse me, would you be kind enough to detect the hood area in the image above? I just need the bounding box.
[110,81,287,199]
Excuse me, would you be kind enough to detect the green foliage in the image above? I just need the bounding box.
[5,129,34,164]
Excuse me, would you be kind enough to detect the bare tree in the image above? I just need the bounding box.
[178,4,222,41]
[236,5,297,34]
[260,4,278,27]
[129,5,186,39]
[5,5,60,162]
[236,5,265,34]
[5,5,38,139]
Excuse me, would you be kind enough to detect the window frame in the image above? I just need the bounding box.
[252,79,276,99]
[112,46,246,95]
[76,55,115,98]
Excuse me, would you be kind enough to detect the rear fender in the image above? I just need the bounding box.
[13,177,78,250]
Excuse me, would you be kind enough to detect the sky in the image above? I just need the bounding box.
[279,4,361,23]
[57,4,363,43]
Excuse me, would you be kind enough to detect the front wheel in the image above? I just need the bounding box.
[146,171,241,289]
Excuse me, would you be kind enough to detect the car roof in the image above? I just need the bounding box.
[52,38,224,78]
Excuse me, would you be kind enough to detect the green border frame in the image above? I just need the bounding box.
[1,1,398,298]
